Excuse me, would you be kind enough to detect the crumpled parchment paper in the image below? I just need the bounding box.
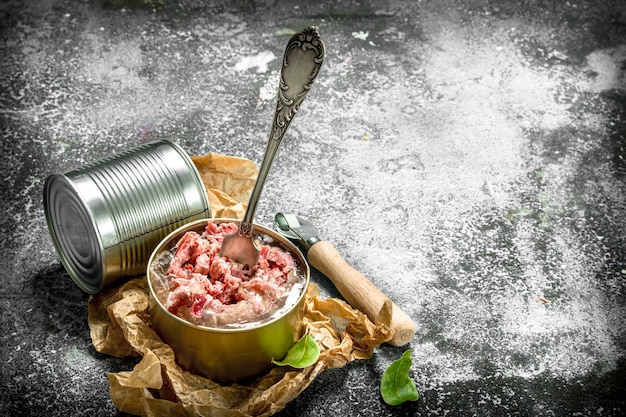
[190,154,258,219]
[87,153,393,417]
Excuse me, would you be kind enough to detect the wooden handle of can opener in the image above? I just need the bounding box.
[307,240,416,346]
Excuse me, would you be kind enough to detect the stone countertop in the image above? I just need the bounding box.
[1,0,625,415]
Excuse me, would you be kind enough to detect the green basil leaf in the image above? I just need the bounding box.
[380,350,419,406]
[272,334,320,368]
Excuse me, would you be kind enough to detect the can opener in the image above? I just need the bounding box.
[275,213,416,346]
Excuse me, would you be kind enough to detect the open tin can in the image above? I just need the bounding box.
[44,140,211,294]
[146,218,310,382]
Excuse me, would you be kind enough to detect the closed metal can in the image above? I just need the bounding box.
[44,140,211,294]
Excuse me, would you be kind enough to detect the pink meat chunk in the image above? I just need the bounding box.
[162,221,301,325]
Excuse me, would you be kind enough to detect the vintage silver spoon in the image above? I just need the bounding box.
[220,27,325,270]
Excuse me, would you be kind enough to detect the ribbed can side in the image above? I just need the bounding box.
[85,141,209,277]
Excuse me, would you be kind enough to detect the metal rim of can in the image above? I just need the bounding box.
[44,173,105,293]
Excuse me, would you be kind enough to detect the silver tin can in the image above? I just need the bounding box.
[44,140,211,294]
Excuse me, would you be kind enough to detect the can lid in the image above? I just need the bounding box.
[44,174,104,293]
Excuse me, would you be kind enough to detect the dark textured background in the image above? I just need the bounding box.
[1,0,625,415]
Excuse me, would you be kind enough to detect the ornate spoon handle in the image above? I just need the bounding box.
[239,27,325,234]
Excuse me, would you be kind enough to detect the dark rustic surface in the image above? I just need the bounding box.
[1,0,625,416]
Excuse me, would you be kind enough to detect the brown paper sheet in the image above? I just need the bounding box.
[191,154,258,219]
[87,153,392,417]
